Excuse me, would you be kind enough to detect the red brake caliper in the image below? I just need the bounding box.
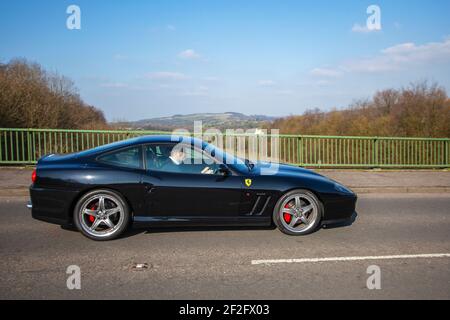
[89,204,96,223]
[283,204,292,224]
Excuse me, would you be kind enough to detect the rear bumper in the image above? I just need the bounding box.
[29,186,78,226]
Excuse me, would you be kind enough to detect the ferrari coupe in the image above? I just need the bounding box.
[28,135,357,241]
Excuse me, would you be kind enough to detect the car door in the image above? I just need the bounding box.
[141,143,243,218]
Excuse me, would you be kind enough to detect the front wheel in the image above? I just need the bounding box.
[73,189,130,241]
[273,189,322,236]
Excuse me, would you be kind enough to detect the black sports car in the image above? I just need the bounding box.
[28,135,357,241]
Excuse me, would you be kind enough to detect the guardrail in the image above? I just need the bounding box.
[0,128,449,168]
[277,135,449,168]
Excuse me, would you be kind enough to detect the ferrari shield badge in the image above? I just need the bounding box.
[245,179,252,187]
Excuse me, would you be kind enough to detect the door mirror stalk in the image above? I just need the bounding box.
[217,164,230,176]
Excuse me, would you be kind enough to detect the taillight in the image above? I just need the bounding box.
[31,169,37,183]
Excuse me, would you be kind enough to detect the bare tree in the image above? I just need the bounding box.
[0,59,108,129]
[268,81,450,138]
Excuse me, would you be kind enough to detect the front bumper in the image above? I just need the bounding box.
[321,211,358,227]
[322,193,358,221]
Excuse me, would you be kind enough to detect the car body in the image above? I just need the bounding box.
[29,135,357,240]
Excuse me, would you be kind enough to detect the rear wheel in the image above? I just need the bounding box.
[273,189,322,236]
[73,189,130,241]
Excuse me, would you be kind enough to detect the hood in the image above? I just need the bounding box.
[252,162,355,194]
[275,163,325,177]
[253,162,328,179]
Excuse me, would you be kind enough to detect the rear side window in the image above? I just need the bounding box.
[98,146,142,169]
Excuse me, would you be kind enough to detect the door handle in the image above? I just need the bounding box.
[144,183,155,193]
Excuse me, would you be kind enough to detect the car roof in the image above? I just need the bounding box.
[134,135,210,147]
[75,135,203,158]
[134,135,195,144]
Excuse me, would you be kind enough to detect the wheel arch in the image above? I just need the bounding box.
[274,187,325,219]
[68,186,135,224]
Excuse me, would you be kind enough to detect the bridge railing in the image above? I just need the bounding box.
[0,128,448,168]
[275,135,449,168]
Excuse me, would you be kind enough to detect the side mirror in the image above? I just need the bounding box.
[217,164,230,176]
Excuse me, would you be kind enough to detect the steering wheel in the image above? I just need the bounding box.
[154,157,167,170]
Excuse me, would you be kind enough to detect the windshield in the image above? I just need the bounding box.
[202,141,252,173]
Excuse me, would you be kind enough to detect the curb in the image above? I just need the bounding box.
[1,187,450,198]
[352,187,450,194]
[0,188,29,197]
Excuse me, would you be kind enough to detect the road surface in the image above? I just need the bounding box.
[0,193,449,299]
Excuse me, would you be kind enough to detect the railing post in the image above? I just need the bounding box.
[27,130,31,164]
[0,129,2,163]
[298,136,303,167]
[372,137,378,168]
[446,139,449,168]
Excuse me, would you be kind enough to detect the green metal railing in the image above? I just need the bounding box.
[0,128,449,168]
[277,135,449,168]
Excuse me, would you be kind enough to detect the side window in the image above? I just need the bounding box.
[98,146,142,169]
[184,147,207,164]
[144,143,219,175]
[145,143,174,171]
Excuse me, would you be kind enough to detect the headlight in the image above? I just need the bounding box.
[334,182,353,194]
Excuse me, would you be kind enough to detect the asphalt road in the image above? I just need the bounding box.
[0,193,449,300]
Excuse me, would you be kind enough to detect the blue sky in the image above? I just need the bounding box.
[1,0,450,121]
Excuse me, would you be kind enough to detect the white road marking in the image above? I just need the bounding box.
[251,253,450,265]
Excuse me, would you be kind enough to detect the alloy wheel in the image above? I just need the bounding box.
[79,194,125,238]
[279,193,319,234]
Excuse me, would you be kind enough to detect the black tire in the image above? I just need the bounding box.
[273,189,322,236]
[73,189,130,241]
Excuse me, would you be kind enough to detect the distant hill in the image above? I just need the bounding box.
[116,112,277,131]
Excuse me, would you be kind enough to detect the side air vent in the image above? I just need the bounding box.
[248,196,271,216]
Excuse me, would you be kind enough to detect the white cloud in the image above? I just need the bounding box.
[310,68,342,78]
[150,25,176,33]
[146,72,190,80]
[344,37,450,73]
[258,80,276,86]
[158,84,173,89]
[113,54,128,60]
[381,43,417,54]
[275,90,294,96]
[100,82,128,88]
[178,49,201,60]
[351,23,371,33]
[180,86,209,97]
[203,76,219,81]
[351,23,381,34]
[309,38,450,76]
[297,80,333,87]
